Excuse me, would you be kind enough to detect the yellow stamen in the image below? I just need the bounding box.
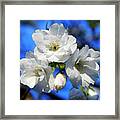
[48,40,60,51]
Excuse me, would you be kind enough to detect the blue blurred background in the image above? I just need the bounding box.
[20,20,100,100]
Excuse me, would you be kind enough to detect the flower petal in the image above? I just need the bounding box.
[62,35,77,54]
[66,49,80,69]
[89,49,100,58]
[66,67,81,88]
[80,73,95,87]
[47,54,61,62]
[61,31,68,44]
[88,88,97,96]
[49,23,65,38]
[54,51,70,62]
[76,45,89,62]
[67,67,81,80]
[32,30,44,42]
[50,77,73,99]
[69,43,77,54]
[33,78,51,93]
[85,49,100,62]
[67,35,76,45]
[49,74,55,90]
[34,47,47,61]
[84,61,99,71]
[32,30,49,52]
[87,87,100,100]
[25,51,35,59]
[21,73,39,88]
[20,58,37,72]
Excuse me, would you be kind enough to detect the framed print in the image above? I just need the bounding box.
[0,0,120,119]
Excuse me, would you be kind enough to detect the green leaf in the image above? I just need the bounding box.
[49,62,56,67]
[58,63,66,70]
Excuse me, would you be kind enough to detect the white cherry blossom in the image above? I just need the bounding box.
[32,23,77,63]
[66,45,100,88]
[20,57,51,90]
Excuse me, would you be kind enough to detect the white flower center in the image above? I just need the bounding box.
[33,68,43,77]
[47,40,60,51]
[75,61,86,73]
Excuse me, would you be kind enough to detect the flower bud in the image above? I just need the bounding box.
[49,73,66,90]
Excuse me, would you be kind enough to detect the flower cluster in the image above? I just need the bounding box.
[20,23,100,99]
